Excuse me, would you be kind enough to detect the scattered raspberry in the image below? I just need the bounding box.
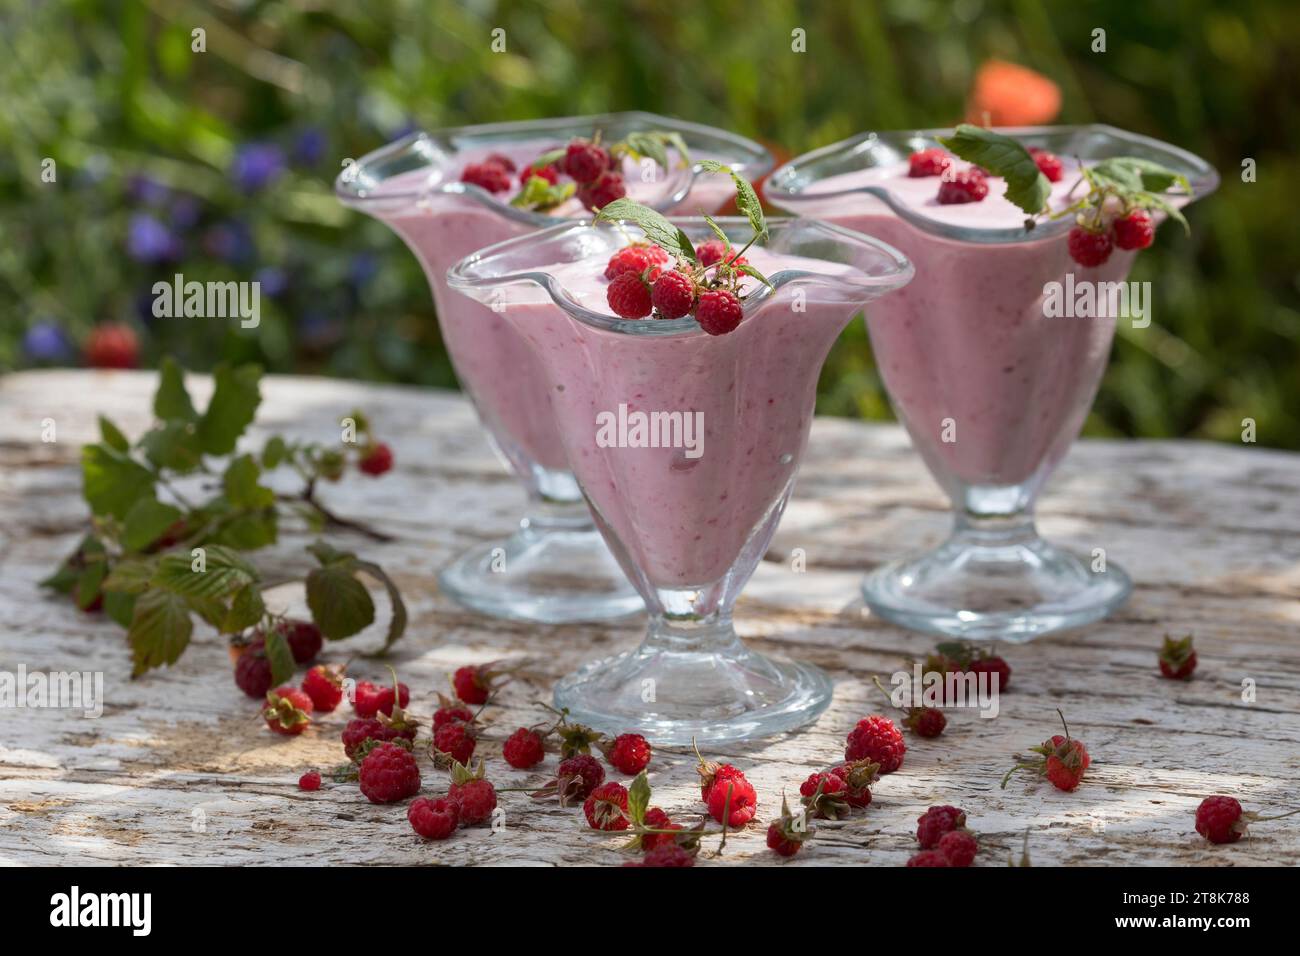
[766,792,812,858]
[930,642,1011,693]
[353,678,410,718]
[538,754,605,806]
[449,760,497,825]
[650,270,696,319]
[800,771,851,820]
[908,148,952,178]
[302,664,345,713]
[451,662,509,705]
[578,171,626,211]
[460,161,512,193]
[1068,224,1113,267]
[583,781,630,831]
[937,168,989,204]
[906,849,951,867]
[1113,209,1155,251]
[640,807,682,853]
[263,686,313,736]
[603,733,652,775]
[604,243,669,280]
[905,706,947,738]
[1159,634,1197,680]
[1001,710,1090,792]
[298,771,321,792]
[276,618,322,663]
[85,323,139,369]
[503,727,546,769]
[484,152,517,172]
[938,829,978,867]
[694,745,747,800]
[917,805,967,849]
[358,442,394,476]
[831,759,879,809]
[606,270,654,319]
[707,775,758,829]
[358,742,420,804]
[629,843,695,867]
[695,288,744,336]
[433,696,474,729]
[408,796,459,840]
[341,716,417,761]
[432,720,477,766]
[845,715,906,773]
[234,640,273,699]
[1028,146,1064,182]
[1196,795,1245,845]
[521,163,559,186]
[969,654,1012,692]
[563,139,609,183]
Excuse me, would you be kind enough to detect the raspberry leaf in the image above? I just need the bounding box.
[937,124,1050,216]
[98,415,129,452]
[594,199,696,262]
[82,443,155,519]
[262,626,295,686]
[152,545,258,599]
[627,771,651,827]
[128,588,194,676]
[1090,157,1190,196]
[196,363,262,456]
[154,356,197,421]
[696,160,767,239]
[306,560,375,640]
[121,496,183,552]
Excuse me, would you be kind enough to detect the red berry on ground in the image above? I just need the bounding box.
[604,733,652,775]
[503,727,546,769]
[234,641,273,699]
[1113,209,1155,250]
[358,742,421,804]
[938,829,979,867]
[800,770,851,820]
[578,170,626,211]
[583,781,630,831]
[907,849,952,867]
[845,715,906,773]
[908,148,952,178]
[1002,711,1091,792]
[607,270,654,319]
[279,618,322,663]
[408,796,459,840]
[603,243,668,281]
[433,697,475,729]
[937,168,990,204]
[1159,634,1197,680]
[301,664,345,713]
[631,843,695,867]
[353,679,409,718]
[1067,224,1113,267]
[563,139,609,183]
[552,754,605,804]
[1195,795,1245,844]
[650,270,696,319]
[905,706,947,738]
[695,288,744,336]
[298,771,322,792]
[640,807,682,852]
[451,662,508,705]
[831,759,879,809]
[706,775,758,829]
[917,805,967,849]
[970,654,1012,692]
[1028,147,1064,182]
[263,686,314,736]
[85,323,139,369]
[766,794,813,858]
[449,761,497,825]
[341,716,416,761]
[358,442,394,476]
[433,720,477,766]
[460,161,512,193]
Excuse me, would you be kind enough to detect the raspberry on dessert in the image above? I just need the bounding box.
[298,771,322,792]
[302,664,345,713]
[1028,146,1064,182]
[906,849,951,867]
[563,139,610,183]
[448,760,497,825]
[521,163,559,186]
[358,742,421,804]
[341,716,416,761]
[917,805,967,849]
[234,640,273,699]
[483,153,517,172]
[607,271,654,319]
[578,170,626,211]
[583,781,631,831]
[908,148,952,178]
[603,733,653,775]
[694,239,748,271]
[263,686,314,736]
[353,678,410,718]
[503,727,546,769]
[408,796,459,840]
[1159,633,1197,680]
[603,243,669,281]
[460,161,512,193]
[432,720,477,766]
[358,442,394,476]
[937,168,990,204]
[651,270,696,319]
[640,807,682,852]
[845,714,906,773]
[1067,224,1113,267]
[695,288,744,336]
[1113,209,1155,250]
[938,829,978,867]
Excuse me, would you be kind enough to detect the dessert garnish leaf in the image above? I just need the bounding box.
[595,198,697,262]
[697,160,767,239]
[938,124,1051,217]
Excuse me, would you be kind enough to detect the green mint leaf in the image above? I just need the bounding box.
[263,626,296,685]
[223,454,275,510]
[154,356,197,421]
[121,497,183,552]
[99,416,129,453]
[622,131,670,171]
[82,443,155,519]
[353,559,408,654]
[938,124,1051,216]
[196,363,262,456]
[510,175,575,211]
[306,560,376,640]
[702,214,731,249]
[152,544,258,599]
[594,198,696,262]
[696,161,767,238]
[627,771,651,827]
[129,588,193,676]
[664,131,692,167]
[1091,157,1191,195]
[736,263,774,290]
[140,419,204,474]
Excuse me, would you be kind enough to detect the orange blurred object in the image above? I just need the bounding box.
[966,60,1062,127]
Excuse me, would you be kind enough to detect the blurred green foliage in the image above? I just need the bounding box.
[3,0,1298,447]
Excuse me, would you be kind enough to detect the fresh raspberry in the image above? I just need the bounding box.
[234,640,273,699]
[908,148,952,178]
[449,760,497,825]
[578,170,626,211]
[938,829,978,867]
[408,796,459,840]
[640,807,682,852]
[695,240,749,272]
[695,288,744,336]
[301,664,345,712]
[707,775,758,828]
[358,442,394,476]
[603,243,669,281]
[85,323,139,369]
[1002,711,1090,792]
[1113,209,1155,251]
[800,770,851,820]
[583,781,630,831]
[766,792,811,858]
[432,720,477,766]
[341,716,416,761]
[695,746,747,800]
[937,168,989,204]
[546,754,605,805]
[1195,796,1245,844]
[460,161,512,193]
[358,742,420,804]
[503,727,546,769]
[630,843,695,867]
[651,270,696,319]
[606,271,654,319]
[274,618,321,663]
[1067,224,1113,267]
[845,715,906,773]
[263,686,313,736]
[521,163,559,186]
[451,662,508,705]
[353,679,409,718]
[433,696,475,729]
[917,805,967,849]
[831,759,879,809]
[1159,634,1197,680]
[970,654,1012,692]
[298,771,321,792]
[1028,146,1064,182]
[603,733,652,775]
[563,139,610,183]
[906,849,951,867]
[484,152,517,172]
[905,706,947,738]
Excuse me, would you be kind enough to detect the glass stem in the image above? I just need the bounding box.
[954,483,1039,546]
[642,613,742,656]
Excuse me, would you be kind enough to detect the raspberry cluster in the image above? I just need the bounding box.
[459,136,628,213]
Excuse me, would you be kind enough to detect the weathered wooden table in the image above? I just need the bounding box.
[2,369,1297,866]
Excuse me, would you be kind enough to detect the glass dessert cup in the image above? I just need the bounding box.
[448,218,913,743]
[336,113,772,623]
[767,125,1218,642]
